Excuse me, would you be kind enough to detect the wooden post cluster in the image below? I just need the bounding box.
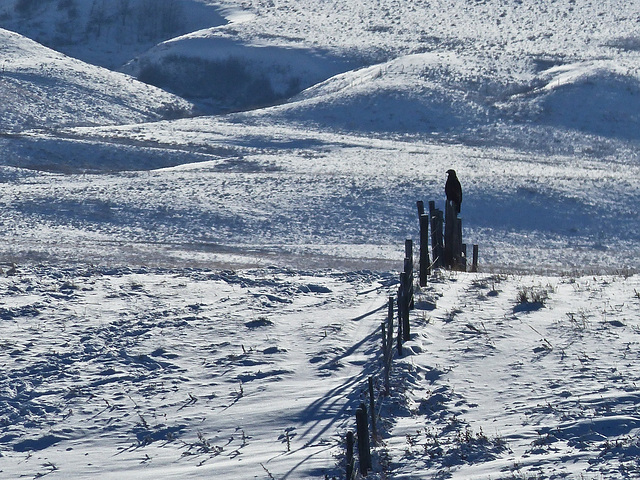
[421,199,478,272]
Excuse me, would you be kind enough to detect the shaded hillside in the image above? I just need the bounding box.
[0,0,225,69]
[0,28,196,132]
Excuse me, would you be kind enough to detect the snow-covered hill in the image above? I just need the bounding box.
[0,28,196,132]
[0,0,226,69]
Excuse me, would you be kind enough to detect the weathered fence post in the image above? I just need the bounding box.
[356,404,372,474]
[472,244,479,272]
[384,297,393,393]
[346,431,355,480]
[444,200,455,268]
[419,213,430,286]
[429,201,444,268]
[457,218,465,271]
[462,243,467,272]
[399,272,410,341]
[397,296,403,357]
[368,377,377,442]
[404,239,414,310]
[428,201,437,266]
[444,200,464,270]
[405,239,413,267]
[387,296,394,348]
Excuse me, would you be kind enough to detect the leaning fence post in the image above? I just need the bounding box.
[346,431,355,480]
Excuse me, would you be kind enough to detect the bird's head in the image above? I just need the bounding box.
[446,169,456,176]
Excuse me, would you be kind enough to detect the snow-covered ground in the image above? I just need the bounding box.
[1,267,639,479]
[1,0,639,478]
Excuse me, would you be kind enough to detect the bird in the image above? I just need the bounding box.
[445,169,462,214]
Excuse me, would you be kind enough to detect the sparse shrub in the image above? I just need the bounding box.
[514,285,552,312]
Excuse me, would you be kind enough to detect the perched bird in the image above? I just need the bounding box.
[445,169,462,213]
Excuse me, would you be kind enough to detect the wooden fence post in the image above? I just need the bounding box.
[403,252,414,310]
[399,272,410,341]
[405,239,413,266]
[434,209,444,268]
[346,431,355,480]
[462,243,467,272]
[472,244,479,272]
[457,217,465,271]
[419,213,430,286]
[397,293,403,357]
[368,377,377,442]
[387,296,394,346]
[356,404,372,474]
[428,201,437,265]
[444,200,454,268]
[444,200,464,270]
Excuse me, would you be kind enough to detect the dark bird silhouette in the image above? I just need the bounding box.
[445,169,462,214]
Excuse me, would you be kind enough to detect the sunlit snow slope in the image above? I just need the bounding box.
[0,0,638,271]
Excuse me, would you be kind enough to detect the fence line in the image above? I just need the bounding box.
[344,199,479,478]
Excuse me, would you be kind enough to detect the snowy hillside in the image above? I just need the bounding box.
[0,0,640,479]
